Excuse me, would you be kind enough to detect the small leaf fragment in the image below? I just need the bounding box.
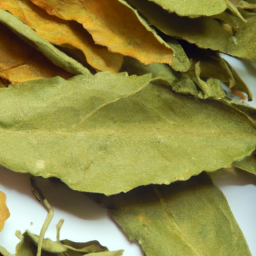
[0,191,9,232]
[233,154,256,175]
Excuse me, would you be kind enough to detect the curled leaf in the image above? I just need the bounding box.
[127,0,256,61]
[15,230,123,256]
[30,0,174,65]
[0,22,72,84]
[0,0,123,73]
[0,9,91,77]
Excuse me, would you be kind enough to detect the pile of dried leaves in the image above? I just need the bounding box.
[0,0,256,255]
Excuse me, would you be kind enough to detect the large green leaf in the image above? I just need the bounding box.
[0,74,255,195]
[0,9,91,77]
[92,172,251,256]
[148,0,228,17]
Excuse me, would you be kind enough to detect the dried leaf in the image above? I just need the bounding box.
[167,39,190,72]
[0,22,72,84]
[127,0,256,61]
[0,74,255,195]
[0,0,123,73]
[0,9,91,77]
[227,1,247,22]
[236,0,256,9]
[147,0,228,17]
[194,62,226,99]
[30,0,174,65]
[0,246,12,256]
[14,230,123,256]
[122,46,236,100]
[233,154,256,175]
[93,172,251,256]
[0,191,9,232]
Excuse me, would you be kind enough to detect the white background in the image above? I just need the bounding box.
[0,55,256,255]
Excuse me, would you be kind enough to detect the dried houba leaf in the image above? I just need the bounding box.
[147,0,228,17]
[0,191,9,232]
[13,231,123,256]
[0,22,72,84]
[0,0,123,73]
[92,172,251,256]
[233,154,256,175]
[30,0,174,65]
[0,9,91,77]
[0,74,256,195]
[121,44,251,100]
[126,0,256,62]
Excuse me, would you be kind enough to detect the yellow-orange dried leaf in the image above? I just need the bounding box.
[0,22,72,84]
[0,0,123,73]
[0,191,10,232]
[30,0,173,65]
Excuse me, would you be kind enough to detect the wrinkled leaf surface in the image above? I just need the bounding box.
[148,0,227,17]
[30,0,174,65]
[149,0,227,17]
[0,74,256,194]
[93,172,251,256]
[14,230,123,256]
[127,0,256,61]
[0,22,72,84]
[0,0,123,73]
[0,9,91,77]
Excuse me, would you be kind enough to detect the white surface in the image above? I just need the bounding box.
[0,55,256,255]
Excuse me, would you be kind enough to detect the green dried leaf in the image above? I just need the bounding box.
[122,48,232,100]
[235,0,256,9]
[92,172,251,256]
[0,74,255,195]
[14,231,123,256]
[0,246,13,256]
[0,9,91,77]
[147,0,228,17]
[227,1,247,22]
[61,240,108,253]
[193,62,226,99]
[127,0,256,61]
[233,154,256,175]
[167,39,191,72]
